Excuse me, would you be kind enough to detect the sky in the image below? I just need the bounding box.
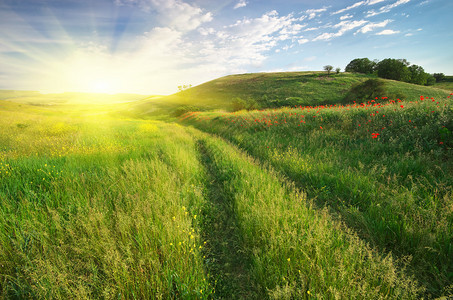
[1,0,452,95]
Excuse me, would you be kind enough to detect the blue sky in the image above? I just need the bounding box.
[1,0,452,94]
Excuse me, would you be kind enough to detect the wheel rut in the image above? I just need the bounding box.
[196,139,259,299]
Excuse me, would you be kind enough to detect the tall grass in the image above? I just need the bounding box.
[190,128,421,298]
[182,94,453,297]
[0,108,212,298]
[1,93,449,298]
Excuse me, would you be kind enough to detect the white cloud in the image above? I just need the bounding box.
[196,11,304,71]
[313,19,368,41]
[198,27,216,36]
[331,0,386,16]
[366,0,410,17]
[298,38,309,44]
[304,7,329,19]
[312,32,336,41]
[115,0,212,31]
[405,33,413,36]
[332,1,365,15]
[304,27,319,31]
[234,0,247,9]
[355,19,391,34]
[376,29,400,35]
[366,0,386,4]
[340,14,353,20]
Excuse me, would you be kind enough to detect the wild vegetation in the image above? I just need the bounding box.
[345,57,438,86]
[128,72,451,116]
[182,91,453,297]
[1,71,452,298]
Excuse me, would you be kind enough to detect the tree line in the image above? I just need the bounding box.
[345,57,445,86]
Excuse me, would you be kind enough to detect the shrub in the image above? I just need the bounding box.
[172,105,200,117]
[232,97,247,112]
[344,79,386,102]
[232,97,260,111]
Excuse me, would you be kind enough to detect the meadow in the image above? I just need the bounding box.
[0,73,452,299]
[182,93,453,297]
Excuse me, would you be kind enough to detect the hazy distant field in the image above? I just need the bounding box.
[1,74,452,298]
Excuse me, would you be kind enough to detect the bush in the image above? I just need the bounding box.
[344,79,386,102]
[232,97,247,112]
[279,97,316,107]
[172,105,200,117]
[231,97,259,111]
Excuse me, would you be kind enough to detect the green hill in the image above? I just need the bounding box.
[130,72,451,117]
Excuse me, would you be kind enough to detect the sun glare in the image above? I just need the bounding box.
[91,80,113,94]
[39,45,181,95]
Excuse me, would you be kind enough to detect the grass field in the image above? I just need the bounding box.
[182,92,453,297]
[1,73,452,298]
[434,76,453,92]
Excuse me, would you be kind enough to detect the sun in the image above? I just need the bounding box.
[91,80,113,94]
[48,52,125,94]
[41,48,178,95]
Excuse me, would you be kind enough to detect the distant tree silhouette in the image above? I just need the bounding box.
[177,84,192,92]
[323,65,333,75]
[433,73,445,83]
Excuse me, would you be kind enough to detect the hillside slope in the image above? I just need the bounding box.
[131,72,451,116]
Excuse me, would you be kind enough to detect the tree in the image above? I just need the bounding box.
[408,64,427,85]
[335,67,341,74]
[323,65,333,75]
[433,73,445,83]
[425,74,436,86]
[375,58,411,82]
[345,58,376,74]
